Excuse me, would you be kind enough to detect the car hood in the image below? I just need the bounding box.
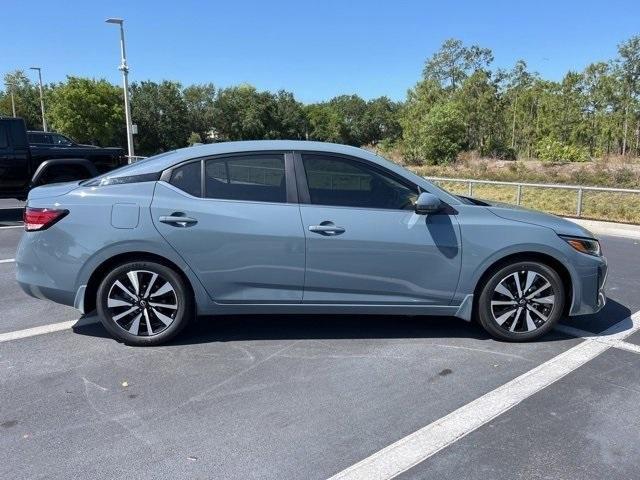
[482,199,596,238]
[28,181,81,200]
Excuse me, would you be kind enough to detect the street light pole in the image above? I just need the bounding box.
[10,89,16,117]
[106,17,135,161]
[30,67,47,131]
[5,82,16,117]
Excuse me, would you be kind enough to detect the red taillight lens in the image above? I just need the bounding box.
[23,207,69,232]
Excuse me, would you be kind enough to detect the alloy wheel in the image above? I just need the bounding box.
[106,269,178,336]
[490,269,556,333]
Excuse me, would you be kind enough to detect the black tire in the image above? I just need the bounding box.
[96,261,193,346]
[477,261,565,342]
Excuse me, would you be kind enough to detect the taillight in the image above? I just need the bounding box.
[23,207,69,232]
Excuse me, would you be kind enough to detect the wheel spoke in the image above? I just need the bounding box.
[512,272,523,297]
[149,301,177,310]
[114,280,137,301]
[113,306,138,321]
[525,310,537,331]
[143,273,158,299]
[127,271,140,295]
[526,281,551,300]
[528,304,549,322]
[491,300,517,307]
[495,308,517,326]
[143,308,154,335]
[495,282,514,299]
[128,313,142,334]
[524,271,538,292]
[509,307,523,332]
[108,298,133,308]
[151,281,174,298]
[152,307,174,326]
[531,295,555,305]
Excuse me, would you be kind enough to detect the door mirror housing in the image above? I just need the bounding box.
[414,192,443,215]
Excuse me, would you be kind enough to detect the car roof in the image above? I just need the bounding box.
[91,140,462,204]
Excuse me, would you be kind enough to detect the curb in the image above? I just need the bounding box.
[566,218,640,240]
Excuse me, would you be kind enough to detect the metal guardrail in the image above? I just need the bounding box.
[425,176,640,217]
[119,156,639,218]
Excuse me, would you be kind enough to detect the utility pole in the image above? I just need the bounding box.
[30,67,47,131]
[106,17,135,161]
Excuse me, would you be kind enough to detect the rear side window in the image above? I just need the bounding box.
[301,154,418,210]
[204,154,286,203]
[170,161,202,197]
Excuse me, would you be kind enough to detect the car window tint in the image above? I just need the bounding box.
[205,154,286,203]
[169,161,202,197]
[302,154,417,210]
[53,134,68,145]
[0,124,8,148]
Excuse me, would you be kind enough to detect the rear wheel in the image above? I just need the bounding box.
[96,261,193,346]
[477,261,565,342]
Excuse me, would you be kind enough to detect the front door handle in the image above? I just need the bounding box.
[309,221,345,236]
[159,213,198,227]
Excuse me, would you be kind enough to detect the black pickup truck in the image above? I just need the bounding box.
[0,117,126,199]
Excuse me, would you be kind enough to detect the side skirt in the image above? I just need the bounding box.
[199,303,465,317]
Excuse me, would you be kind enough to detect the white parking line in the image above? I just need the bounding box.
[328,310,640,480]
[0,317,99,343]
[0,225,23,230]
[0,258,15,264]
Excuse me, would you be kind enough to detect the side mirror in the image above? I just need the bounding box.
[414,192,443,215]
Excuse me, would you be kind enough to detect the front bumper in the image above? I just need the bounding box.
[569,255,607,316]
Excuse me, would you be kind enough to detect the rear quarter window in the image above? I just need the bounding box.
[169,162,202,197]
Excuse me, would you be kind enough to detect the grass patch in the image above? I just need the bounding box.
[430,179,640,224]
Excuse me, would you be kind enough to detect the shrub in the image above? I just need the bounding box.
[480,139,517,160]
[536,137,589,163]
[412,103,466,165]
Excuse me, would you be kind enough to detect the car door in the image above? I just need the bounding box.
[295,152,461,305]
[151,152,306,303]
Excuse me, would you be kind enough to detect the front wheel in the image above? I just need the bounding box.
[477,261,565,342]
[96,261,193,346]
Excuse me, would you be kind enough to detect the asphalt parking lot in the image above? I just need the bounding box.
[1,214,639,480]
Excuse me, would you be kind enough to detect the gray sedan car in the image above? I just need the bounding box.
[17,141,607,345]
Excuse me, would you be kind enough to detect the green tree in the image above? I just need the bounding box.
[212,84,273,140]
[268,90,307,139]
[305,103,343,142]
[130,80,190,154]
[616,36,640,155]
[47,76,123,146]
[1,70,43,129]
[183,83,216,143]
[423,38,493,90]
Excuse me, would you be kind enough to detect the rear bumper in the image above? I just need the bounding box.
[17,280,75,307]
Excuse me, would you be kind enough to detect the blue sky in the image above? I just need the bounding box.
[2,0,639,103]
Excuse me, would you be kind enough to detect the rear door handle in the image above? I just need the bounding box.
[159,213,198,227]
[309,221,345,236]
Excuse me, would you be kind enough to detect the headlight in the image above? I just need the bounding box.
[560,235,601,256]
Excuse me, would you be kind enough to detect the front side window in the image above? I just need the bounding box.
[302,154,418,210]
[205,154,286,203]
[28,133,49,144]
[170,161,202,197]
[52,134,71,145]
